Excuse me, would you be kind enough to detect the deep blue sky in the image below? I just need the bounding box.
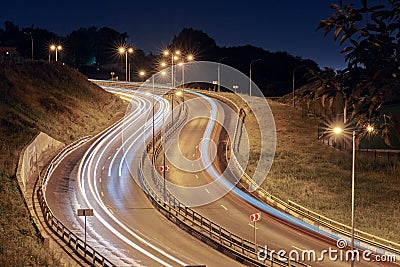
[1,0,347,69]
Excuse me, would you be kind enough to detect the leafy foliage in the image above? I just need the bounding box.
[315,0,400,145]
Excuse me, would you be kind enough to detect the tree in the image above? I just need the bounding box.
[317,0,400,145]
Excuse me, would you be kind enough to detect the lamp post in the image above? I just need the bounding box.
[218,57,228,93]
[50,44,62,62]
[24,31,33,60]
[178,54,194,87]
[292,65,306,108]
[249,59,261,96]
[333,125,374,267]
[118,46,134,81]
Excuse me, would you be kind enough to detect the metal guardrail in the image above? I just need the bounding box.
[205,91,400,257]
[140,91,309,267]
[38,137,116,266]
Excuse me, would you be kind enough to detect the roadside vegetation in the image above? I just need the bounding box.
[0,61,126,266]
[220,91,399,243]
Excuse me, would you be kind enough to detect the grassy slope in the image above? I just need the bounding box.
[219,92,399,243]
[0,61,126,266]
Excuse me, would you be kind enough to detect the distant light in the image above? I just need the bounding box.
[173,55,179,60]
[139,70,146,76]
[333,127,343,135]
[161,62,167,67]
[178,62,183,66]
[187,54,194,61]
[50,45,56,51]
[366,125,374,133]
[175,90,183,96]
[161,71,167,76]
[163,50,169,56]
[128,47,134,53]
[118,47,125,54]
[57,45,62,50]
[175,50,181,55]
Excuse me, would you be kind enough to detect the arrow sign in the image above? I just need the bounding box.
[250,212,261,222]
[159,165,170,172]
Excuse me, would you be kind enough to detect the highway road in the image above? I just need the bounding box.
[153,90,398,267]
[43,83,398,267]
[44,87,244,266]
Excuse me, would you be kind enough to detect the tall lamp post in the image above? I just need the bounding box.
[24,32,33,60]
[249,59,261,96]
[50,44,62,62]
[118,46,134,82]
[218,57,228,92]
[333,125,374,267]
[292,65,306,108]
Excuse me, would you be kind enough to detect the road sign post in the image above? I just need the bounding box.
[77,208,94,253]
[250,212,261,252]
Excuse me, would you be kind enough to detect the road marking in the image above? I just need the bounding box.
[101,192,104,197]
[292,245,305,252]
[221,205,228,210]
[248,223,259,229]
[195,174,199,179]
[205,189,210,194]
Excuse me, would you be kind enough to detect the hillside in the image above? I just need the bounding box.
[0,61,125,175]
[0,61,126,266]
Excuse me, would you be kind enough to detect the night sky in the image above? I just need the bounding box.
[1,0,346,69]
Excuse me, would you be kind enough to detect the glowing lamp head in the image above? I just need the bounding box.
[128,47,134,53]
[161,71,167,76]
[187,54,194,61]
[139,70,145,76]
[50,45,56,51]
[118,47,125,54]
[173,55,179,60]
[333,127,343,135]
[163,50,169,56]
[175,50,181,55]
[161,62,167,67]
[366,125,374,133]
[57,45,62,50]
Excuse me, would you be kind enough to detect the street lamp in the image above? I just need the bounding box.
[292,65,306,108]
[333,124,374,267]
[249,59,261,96]
[50,44,62,62]
[178,54,194,87]
[233,84,239,94]
[139,70,146,81]
[218,57,228,93]
[24,32,33,60]
[118,46,134,81]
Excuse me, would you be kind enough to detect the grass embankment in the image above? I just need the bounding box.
[0,61,126,266]
[221,92,400,243]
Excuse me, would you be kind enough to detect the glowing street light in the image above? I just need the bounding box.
[50,44,62,62]
[139,70,146,81]
[118,46,134,81]
[332,124,375,267]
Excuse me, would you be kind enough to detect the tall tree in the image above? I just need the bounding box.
[317,0,400,145]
